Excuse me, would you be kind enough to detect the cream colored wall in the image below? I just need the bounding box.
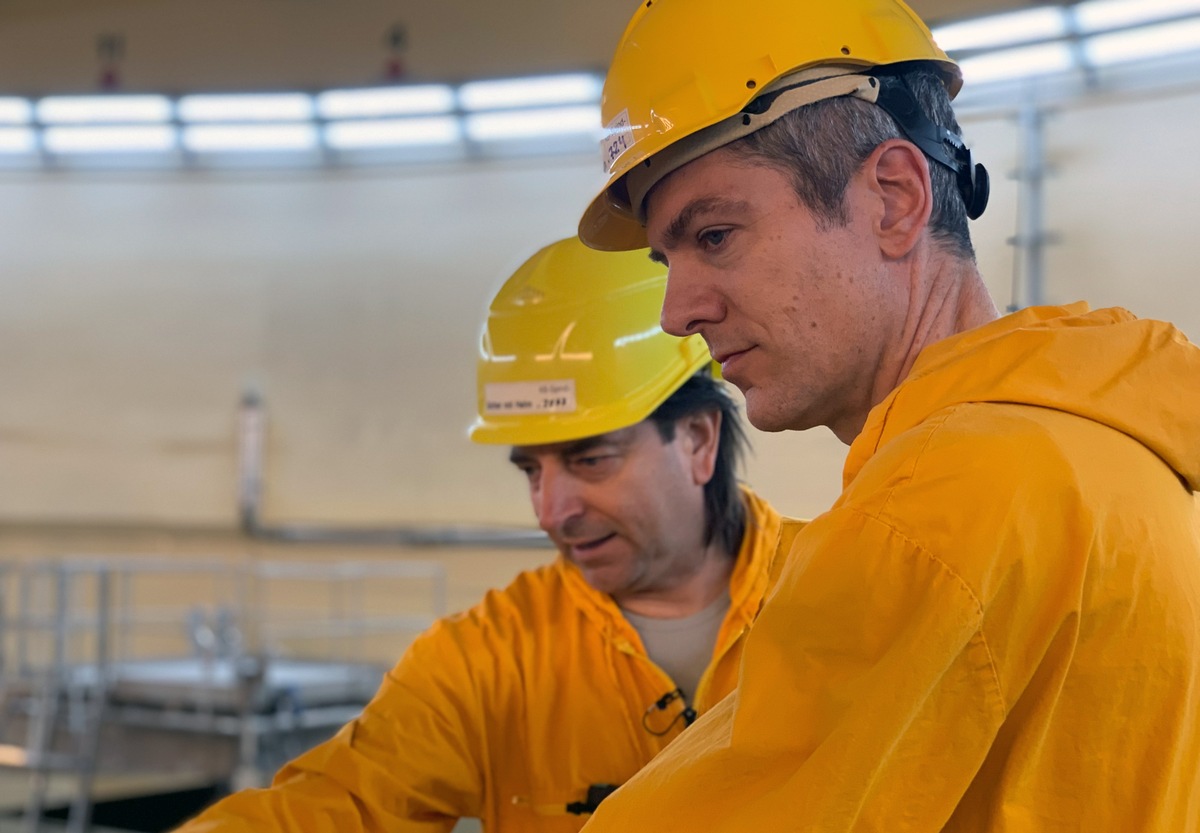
[2,84,1197,529]
[1045,92,1200,336]
[0,158,605,525]
[967,90,1200,344]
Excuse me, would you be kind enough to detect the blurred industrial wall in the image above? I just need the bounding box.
[0,0,1196,532]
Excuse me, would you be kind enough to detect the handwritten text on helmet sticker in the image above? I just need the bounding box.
[485,380,577,415]
[600,110,633,173]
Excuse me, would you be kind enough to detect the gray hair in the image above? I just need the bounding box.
[726,66,976,261]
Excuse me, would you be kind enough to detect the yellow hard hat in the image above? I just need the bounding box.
[469,237,712,446]
[579,0,964,251]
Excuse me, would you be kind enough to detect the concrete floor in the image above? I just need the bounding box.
[13,823,132,833]
[0,769,212,832]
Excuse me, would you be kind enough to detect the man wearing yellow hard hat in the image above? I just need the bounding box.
[173,238,793,832]
[576,0,1200,830]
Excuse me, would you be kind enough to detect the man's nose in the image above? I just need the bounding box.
[660,265,721,338]
[532,465,585,534]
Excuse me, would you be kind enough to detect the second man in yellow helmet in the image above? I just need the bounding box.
[173,238,793,832]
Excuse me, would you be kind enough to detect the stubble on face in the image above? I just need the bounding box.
[515,422,710,603]
[646,150,891,439]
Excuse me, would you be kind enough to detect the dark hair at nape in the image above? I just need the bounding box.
[648,371,748,555]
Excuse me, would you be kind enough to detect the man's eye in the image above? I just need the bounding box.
[570,454,618,474]
[699,228,730,249]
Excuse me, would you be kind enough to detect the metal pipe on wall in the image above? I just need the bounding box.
[236,389,551,549]
[1007,100,1057,312]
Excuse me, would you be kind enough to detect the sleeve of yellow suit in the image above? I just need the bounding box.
[583,506,1008,831]
[173,621,486,833]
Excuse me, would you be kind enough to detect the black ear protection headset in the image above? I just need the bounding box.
[870,71,990,220]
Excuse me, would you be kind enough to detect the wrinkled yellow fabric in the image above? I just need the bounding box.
[584,304,1200,832]
[174,489,787,833]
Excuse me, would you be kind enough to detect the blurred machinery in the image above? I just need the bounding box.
[0,556,446,833]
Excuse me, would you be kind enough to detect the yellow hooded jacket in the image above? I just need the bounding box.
[175,488,786,833]
[585,304,1200,831]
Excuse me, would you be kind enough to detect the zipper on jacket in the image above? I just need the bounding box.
[693,620,751,710]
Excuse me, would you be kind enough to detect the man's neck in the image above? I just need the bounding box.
[615,541,736,619]
[831,250,999,444]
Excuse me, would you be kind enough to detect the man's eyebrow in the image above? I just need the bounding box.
[560,435,617,457]
[508,433,621,466]
[660,196,752,252]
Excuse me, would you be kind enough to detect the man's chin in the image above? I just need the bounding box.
[745,411,790,434]
[575,565,628,597]
[745,392,806,434]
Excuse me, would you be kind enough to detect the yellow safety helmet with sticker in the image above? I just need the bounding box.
[579,0,988,251]
[470,237,712,447]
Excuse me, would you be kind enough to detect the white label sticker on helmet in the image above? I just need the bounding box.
[484,380,577,415]
[601,109,633,173]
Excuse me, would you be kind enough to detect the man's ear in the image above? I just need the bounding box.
[863,138,933,260]
[678,410,721,486]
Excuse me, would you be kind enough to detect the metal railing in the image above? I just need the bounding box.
[0,555,446,833]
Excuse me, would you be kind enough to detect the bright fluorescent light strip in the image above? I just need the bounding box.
[1085,17,1200,65]
[37,95,172,124]
[325,117,460,149]
[466,105,601,141]
[178,93,314,123]
[317,85,455,119]
[459,74,602,111]
[43,125,176,153]
[0,128,36,153]
[182,124,318,152]
[933,7,1069,53]
[959,42,1077,84]
[0,98,31,125]
[1075,0,1200,32]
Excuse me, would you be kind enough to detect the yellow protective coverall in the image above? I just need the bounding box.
[176,488,786,833]
[585,304,1200,831]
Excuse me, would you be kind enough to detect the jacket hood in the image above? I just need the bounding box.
[846,303,1200,491]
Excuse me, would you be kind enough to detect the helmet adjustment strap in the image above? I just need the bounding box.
[624,68,989,223]
[872,76,990,219]
[625,70,879,221]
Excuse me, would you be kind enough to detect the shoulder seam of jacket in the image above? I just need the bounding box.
[875,405,1008,715]
[876,406,955,513]
[841,504,1009,721]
